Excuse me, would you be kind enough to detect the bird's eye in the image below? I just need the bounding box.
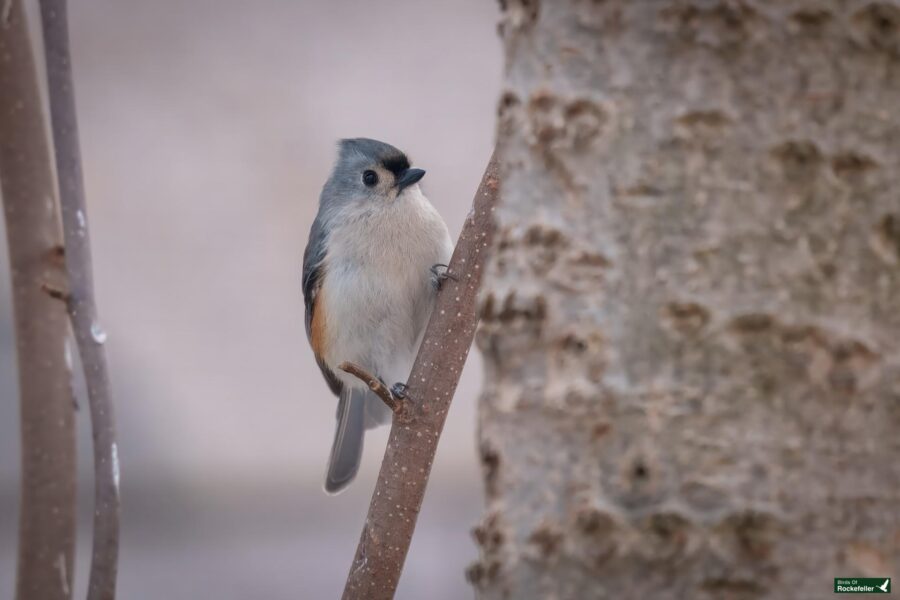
[363,170,378,186]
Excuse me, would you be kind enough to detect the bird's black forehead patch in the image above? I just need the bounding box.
[338,138,412,177]
[381,153,410,176]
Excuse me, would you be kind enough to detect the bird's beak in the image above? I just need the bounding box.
[395,168,425,193]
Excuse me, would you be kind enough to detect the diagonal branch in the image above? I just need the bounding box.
[339,362,405,414]
[38,1,121,598]
[341,153,500,599]
[0,3,78,599]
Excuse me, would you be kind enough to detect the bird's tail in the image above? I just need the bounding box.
[324,387,366,494]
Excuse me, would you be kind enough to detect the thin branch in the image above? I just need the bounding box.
[0,2,77,598]
[341,154,500,599]
[38,1,121,599]
[339,362,404,413]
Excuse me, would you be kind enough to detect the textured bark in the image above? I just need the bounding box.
[0,1,78,599]
[39,1,121,598]
[472,2,900,599]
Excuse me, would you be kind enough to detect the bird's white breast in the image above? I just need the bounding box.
[320,187,452,389]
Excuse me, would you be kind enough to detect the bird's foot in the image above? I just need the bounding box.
[390,382,409,400]
[430,263,457,290]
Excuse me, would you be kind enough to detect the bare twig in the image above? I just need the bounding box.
[339,361,404,413]
[0,2,77,598]
[38,1,121,598]
[341,154,500,599]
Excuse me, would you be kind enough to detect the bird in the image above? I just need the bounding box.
[302,138,453,494]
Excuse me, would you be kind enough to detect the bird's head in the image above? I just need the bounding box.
[324,138,425,207]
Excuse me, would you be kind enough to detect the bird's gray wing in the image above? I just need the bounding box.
[302,214,342,396]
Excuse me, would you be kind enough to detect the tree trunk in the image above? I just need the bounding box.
[471,1,900,599]
[0,1,77,599]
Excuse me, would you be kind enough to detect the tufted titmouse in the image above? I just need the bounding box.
[302,138,453,494]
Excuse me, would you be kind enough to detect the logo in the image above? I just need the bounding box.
[835,578,891,594]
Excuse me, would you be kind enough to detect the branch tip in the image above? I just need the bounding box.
[338,361,404,413]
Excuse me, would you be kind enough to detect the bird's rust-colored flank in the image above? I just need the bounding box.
[310,288,329,359]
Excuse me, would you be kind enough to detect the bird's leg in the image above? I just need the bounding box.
[379,376,410,405]
[378,377,406,400]
[390,382,409,400]
[430,263,457,290]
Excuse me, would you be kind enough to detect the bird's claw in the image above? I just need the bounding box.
[390,382,409,400]
[430,263,457,289]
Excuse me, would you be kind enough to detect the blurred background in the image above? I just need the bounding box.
[0,1,501,597]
